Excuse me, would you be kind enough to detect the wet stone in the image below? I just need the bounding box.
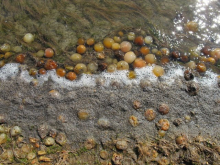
[55,133,67,146]
[186,82,199,96]
[38,124,49,139]
[0,114,6,124]
[173,118,182,126]
[44,137,55,146]
[116,140,128,150]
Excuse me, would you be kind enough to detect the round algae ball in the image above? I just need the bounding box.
[103,38,114,49]
[70,53,82,62]
[117,61,129,70]
[144,36,153,44]
[127,32,135,41]
[94,43,104,52]
[107,64,117,73]
[124,51,136,63]
[152,65,165,77]
[145,54,156,64]
[74,63,87,74]
[87,62,98,73]
[23,33,34,43]
[133,58,146,68]
[120,41,132,53]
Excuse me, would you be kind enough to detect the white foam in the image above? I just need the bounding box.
[0,63,218,89]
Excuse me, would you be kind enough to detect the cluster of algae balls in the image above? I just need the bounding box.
[0,28,220,82]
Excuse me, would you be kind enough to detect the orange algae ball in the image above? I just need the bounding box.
[77,45,86,54]
[157,119,170,131]
[120,41,132,53]
[39,68,47,75]
[161,56,170,65]
[45,48,54,58]
[145,54,156,64]
[103,38,114,49]
[86,38,95,46]
[77,38,85,45]
[197,63,206,72]
[44,59,58,70]
[133,58,146,68]
[56,68,66,77]
[140,46,150,55]
[207,57,216,64]
[16,54,25,63]
[94,43,104,52]
[66,72,77,81]
[153,65,165,77]
[134,36,144,46]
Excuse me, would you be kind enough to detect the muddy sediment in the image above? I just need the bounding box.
[0,74,219,164]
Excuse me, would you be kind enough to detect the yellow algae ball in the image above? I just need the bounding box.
[0,43,10,52]
[112,43,120,50]
[145,54,156,64]
[113,36,121,43]
[117,61,129,70]
[127,71,136,79]
[87,62,98,73]
[86,38,95,46]
[23,33,34,43]
[124,51,136,63]
[94,43,104,52]
[144,36,153,44]
[185,61,196,70]
[107,64,117,73]
[103,38,114,49]
[74,63,87,74]
[153,65,165,77]
[120,41,132,53]
[127,32,135,41]
[70,53,82,62]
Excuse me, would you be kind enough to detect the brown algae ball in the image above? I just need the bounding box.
[116,140,128,150]
[124,51,136,63]
[16,54,25,63]
[129,115,139,127]
[133,58,146,68]
[77,38,85,45]
[152,65,165,77]
[77,109,89,120]
[196,63,206,72]
[44,59,58,70]
[156,119,170,131]
[185,21,198,32]
[176,135,187,145]
[107,64,117,73]
[56,68,66,77]
[140,46,150,55]
[207,57,216,64]
[38,68,47,75]
[211,48,220,60]
[44,48,54,58]
[184,70,194,81]
[201,46,211,56]
[120,41,132,53]
[74,63,87,74]
[114,50,125,60]
[76,45,86,54]
[158,103,170,115]
[117,61,129,70]
[94,43,104,52]
[70,53,82,62]
[134,36,144,45]
[86,38,95,46]
[66,72,77,81]
[100,150,109,160]
[145,54,156,64]
[171,51,180,60]
[144,109,156,121]
[161,56,170,65]
[103,38,114,49]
